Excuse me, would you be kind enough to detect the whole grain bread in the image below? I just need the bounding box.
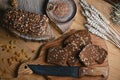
[95,48,108,64]
[2,9,54,41]
[64,30,92,66]
[46,30,92,66]
[64,43,80,66]
[47,46,68,66]
[64,30,91,46]
[79,44,108,66]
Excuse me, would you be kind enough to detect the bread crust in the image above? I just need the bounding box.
[2,9,54,41]
[79,44,108,66]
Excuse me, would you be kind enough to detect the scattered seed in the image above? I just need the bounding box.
[28,57,32,60]
[13,46,16,48]
[13,40,16,44]
[6,45,10,49]
[9,46,12,49]
[14,57,19,62]
[14,51,17,55]
[11,57,15,61]
[25,55,29,58]
[9,40,13,45]
[2,48,5,51]
[7,58,12,66]
[14,52,20,57]
[1,58,4,62]
[21,49,24,53]
[6,49,10,52]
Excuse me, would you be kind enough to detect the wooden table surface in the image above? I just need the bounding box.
[0,0,120,80]
[72,0,120,80]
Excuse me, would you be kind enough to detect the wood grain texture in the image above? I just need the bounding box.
[17,32,109,80]
[0,0,120,80]
[46,0,77,33]
[78,0,120,80]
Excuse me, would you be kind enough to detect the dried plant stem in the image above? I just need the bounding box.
[84,9,120,41]
[85,24,120,48]
[80,0,120,48]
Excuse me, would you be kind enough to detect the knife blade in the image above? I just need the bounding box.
[18,64,108,78]
[28,65,80,78]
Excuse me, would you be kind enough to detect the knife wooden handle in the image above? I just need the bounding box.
[79,67,109,78]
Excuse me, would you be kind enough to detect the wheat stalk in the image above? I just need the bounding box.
[85,24,120,48]
[80,0,120,48]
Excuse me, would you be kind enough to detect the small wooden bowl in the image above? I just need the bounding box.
[46,0,77,32]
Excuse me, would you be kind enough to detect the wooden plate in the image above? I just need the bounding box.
[46,0,77,33]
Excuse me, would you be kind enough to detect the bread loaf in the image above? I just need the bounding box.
[2,9,54,41]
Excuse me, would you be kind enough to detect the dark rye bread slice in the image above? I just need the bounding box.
[64,30,91,46]
[64,30,92,66]
[47,46,68,66]
[47,30,92,66]
[79,44,108,66]
[64,43,81,66]
[2,8,54,41]
[95,48,108,64]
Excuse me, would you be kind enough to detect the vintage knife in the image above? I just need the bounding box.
[18,64,108,78]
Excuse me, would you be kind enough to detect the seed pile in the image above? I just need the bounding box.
[0,38,36,78]
[0,40,33,66]
[0,27,38,78]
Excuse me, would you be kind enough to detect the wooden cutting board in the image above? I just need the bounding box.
[0,28,109,80]
[0,0,110,80]
[16,31,109,80]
